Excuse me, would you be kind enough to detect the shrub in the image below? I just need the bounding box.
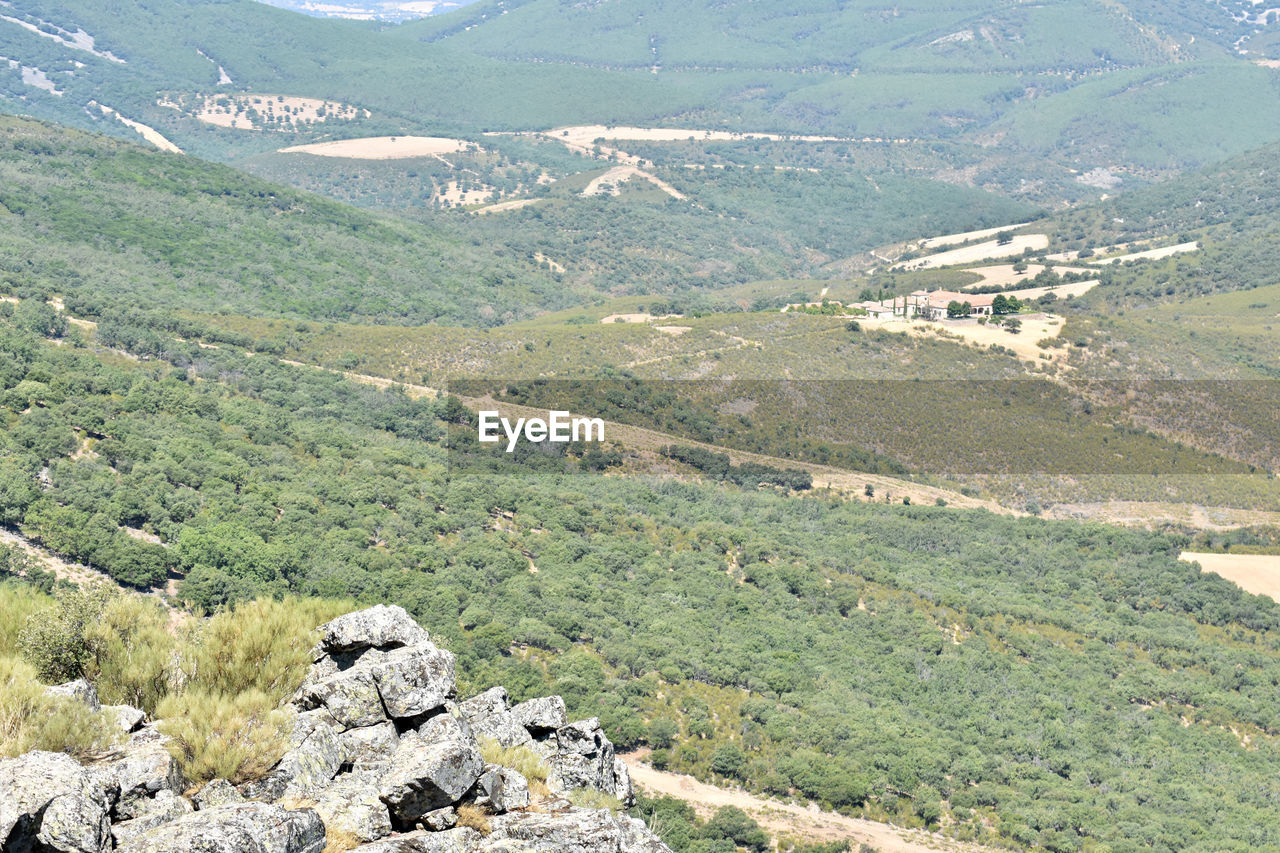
[0,583,51,657]
[0,655,120,758]
[478,735,551,797]
[568,788,623,813]
[178,597,353,703]
[157,688,294,785]
[18,583,117,683]
[86,593,175,714]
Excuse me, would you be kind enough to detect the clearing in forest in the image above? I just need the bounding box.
[277,135,477,159]
[1180,552,1280,601]
[896,235,1050,270]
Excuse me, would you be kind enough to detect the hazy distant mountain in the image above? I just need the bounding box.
[253,0,482,23]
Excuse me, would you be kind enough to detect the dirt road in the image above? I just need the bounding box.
[622,754,1000,853]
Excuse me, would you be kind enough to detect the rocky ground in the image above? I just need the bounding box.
[0,605,671,853]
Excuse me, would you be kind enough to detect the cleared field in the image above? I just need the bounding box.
[1094,241,1200,264]
[1003,279,1099,301]
[859,312,1067,364]
[897,235,1050,270]
[162,93,367,131]
[919,222,1034,250]
[961,264,1093,290]
[581,165,686,199]
[277,135,476,159]
[1180,552,1280,600]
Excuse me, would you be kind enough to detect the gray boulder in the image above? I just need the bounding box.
[471,711,534,750]
[544,718,630,806]
[617,815,672,853]
[295,642,455,729]
[106,726,185,820]
[193,778,244,810]
[340,722,400,770]
[350,827,479,853]
[508,696,566,734]
[378,715,483,827]
[241,710,343,802]
[307,770,391,844]
[116,802,325,853]
[612,756,635,807]
[458,686,510,723]
[421,807,456,831]
[486,808,622,853]
[314,605,430,659]
[368,644,456,721]
[0,750,117,853]
[102,704,147,734]
[110,790,194,848]
[293,665,387,730]
[474,764,530,814]
[45,679,101,712]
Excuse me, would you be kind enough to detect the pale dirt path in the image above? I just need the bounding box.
[582,166,686,200]
[622,755,1001,853]
[1179,552,1280,601]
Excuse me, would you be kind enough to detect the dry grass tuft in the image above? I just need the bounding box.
[456,804,491,834]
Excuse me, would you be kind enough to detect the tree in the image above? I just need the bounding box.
[711,743,747,778]
[946,301,971,318]
[1012,260,1028,274]
[996,231,1014,246]
[648,717,679,749]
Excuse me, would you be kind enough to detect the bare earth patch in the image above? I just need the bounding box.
[582,166,686,200]
[622,755,1001,853]
[277,135,477,159]
[897,235,1050,270]
[1091,242,1200,264]
[1002,279,1099,302]
[918,223,1034,250]
[473,198,545,215]
[162,93,368,131]
[961,264,1094,290]
[1180,552,1280,601]
[859,313,1067,364]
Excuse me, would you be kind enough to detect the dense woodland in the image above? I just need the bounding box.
[5,308,1280,850]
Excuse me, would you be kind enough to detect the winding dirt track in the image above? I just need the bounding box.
[622,754,1000,853]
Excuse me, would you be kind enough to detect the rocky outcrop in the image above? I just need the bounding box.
[116,802,325,853]
[0,750,117,853]
[5,606,666,853]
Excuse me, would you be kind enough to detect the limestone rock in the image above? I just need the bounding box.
[110,789,193,848]
[315,605,429,659]
[45,678,101,712]
[116,802,325,853]
[458,686,510,723]
[508,696,566,734]
[0,750,116,853]
[293,665,387,730]
[421,807,456,831]
[612,757,635,807]
[193,778,244,810]
[378,715,483,827]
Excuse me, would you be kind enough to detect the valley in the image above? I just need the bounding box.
[2,2,1280,852]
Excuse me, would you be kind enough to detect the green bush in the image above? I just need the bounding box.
[0,655,121,758]
[156,688,293,785]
